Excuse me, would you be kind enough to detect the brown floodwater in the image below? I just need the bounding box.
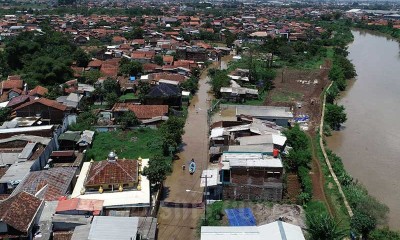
[327,30,400,229]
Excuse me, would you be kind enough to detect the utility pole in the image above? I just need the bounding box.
[201,174,213,226]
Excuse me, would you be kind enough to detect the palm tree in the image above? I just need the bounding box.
[306,213,348,240]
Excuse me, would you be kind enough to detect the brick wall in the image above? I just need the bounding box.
[225,167,283,201]
[223,183,283,202]
[231,167,282,185]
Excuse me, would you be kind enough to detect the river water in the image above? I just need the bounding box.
[327,30,400,229]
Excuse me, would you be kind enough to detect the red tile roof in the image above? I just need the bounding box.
[163,55,174,64]
[56,198,103,215]
[14,167,77,201]
[131,51,155,60]
[143,63,161,72]
[0,192,42,233]
[84,159,138,186]
[56,198,79,212]
[29,85,48,97]
[53,231,73,240]
[88,59,103,68]
[1,80,24,90]
[151,73,187,82]
[14,98,68,111]
[100,64,118,77]
[112,103,168,119]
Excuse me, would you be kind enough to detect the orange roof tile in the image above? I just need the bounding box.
[29,85,48,97]
[14,98,68,111]
[0,192,42,233]
[84,159,138,186]
[1,80,23,90]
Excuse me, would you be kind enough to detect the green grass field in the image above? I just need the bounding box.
[86,128,163,161]
[119,93,139,101]
[271,90,302,103]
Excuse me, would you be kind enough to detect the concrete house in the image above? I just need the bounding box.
[236,105,293,127]
[220,152,284,201]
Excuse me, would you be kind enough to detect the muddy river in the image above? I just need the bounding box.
[327,30,400,229]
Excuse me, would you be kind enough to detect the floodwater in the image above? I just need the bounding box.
[157,55,233,240]
[327,30,400,229]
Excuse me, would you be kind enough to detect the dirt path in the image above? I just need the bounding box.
[308,132,335,217]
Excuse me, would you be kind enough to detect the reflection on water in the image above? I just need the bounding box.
[327,30,400,229]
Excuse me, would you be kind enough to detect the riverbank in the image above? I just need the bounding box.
[353,23,400,41]
[325,30,400,235]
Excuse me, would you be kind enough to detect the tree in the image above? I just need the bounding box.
[123,27,144,40]
[142,155,171,185]
[326,82,339,104]
[307,213,348,240]
[103,78,120,93]
[0,108,11,124]
[192,67,201,78]
[351,211,377,238]
[117,111,140,130]
[73,48,90,67]
[159,116,185,154]
[93,85,106,104]
[24,55,73,87]
[285,149,311,171]
[119,58,143,76]
[82,70,102,85]
[181,76,199,94]
[283,124,309,150]
[209,69,230,98]
[0,52,10,78]
[137,80,151,103]
[45,85,64,100]
[69,111,97,131]
[105,92,119,107]
[224,30,236,47]
[325,104,347,130]
[370,228,400,240]
[154,55,164,66]
[278,45,296,61]
[334,55,356,79]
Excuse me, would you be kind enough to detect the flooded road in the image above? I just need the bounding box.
[157,55,232,240]
[327,30,400,229]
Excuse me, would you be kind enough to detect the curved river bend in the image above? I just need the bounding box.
[327,30,400,229]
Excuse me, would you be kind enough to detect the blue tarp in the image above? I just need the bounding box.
[129,76,136,81]
[294,115,310,122]
[225,208,256,226]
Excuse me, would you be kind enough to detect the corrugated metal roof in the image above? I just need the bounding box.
[201,221,305,240]
[236,105,293,119]
[71,224,91,240]
[200,169,219,187]
[88,216,138,240]
[222,153,282,168]
[0,125,54,134]
[18,142,37,160]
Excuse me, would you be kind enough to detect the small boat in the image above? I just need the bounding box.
[189,161,196,174]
